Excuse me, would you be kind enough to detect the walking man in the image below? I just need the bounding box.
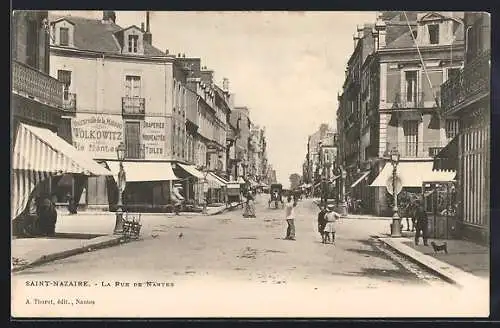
[414,200,429,246]
[284,195,297,240]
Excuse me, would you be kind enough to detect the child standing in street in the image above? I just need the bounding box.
[324,204,340,244]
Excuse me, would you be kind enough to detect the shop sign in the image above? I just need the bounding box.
[142,118,167,160]
[71,114,123,159]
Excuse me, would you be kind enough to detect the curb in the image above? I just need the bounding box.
[12,236,125,273]
[378,237,484,288]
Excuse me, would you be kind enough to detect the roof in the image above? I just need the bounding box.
[386,13,465,49]
[49,14,165,57]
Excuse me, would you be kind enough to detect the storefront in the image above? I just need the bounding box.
[11,123,112,225]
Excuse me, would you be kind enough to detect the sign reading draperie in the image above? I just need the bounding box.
[141,117,167,160]
[72,114,123,159]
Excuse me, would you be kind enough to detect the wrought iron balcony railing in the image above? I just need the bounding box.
[12,60,63,108]
[125,144,145,159]
[392,92,425,109]
[440,49,490,114]
[386,141,446,158]
[62,93,77,112]
[122,97,146,116]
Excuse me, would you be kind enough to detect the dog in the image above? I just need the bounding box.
[431,241,448,254]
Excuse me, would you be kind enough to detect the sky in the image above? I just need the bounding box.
[52,11,376,187]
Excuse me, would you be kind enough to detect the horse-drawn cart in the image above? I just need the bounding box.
[268,183,284,209]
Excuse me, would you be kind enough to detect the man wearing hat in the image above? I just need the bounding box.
[323,204,340,244]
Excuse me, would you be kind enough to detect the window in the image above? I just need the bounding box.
[60,27,69,46]
[125,121,141,159]
[445,119,459,140]
[57,70,72,100]
[447,68,461,82]
[405,70,419,104]
[125,75,141,97]
[403,120,419,157]
[128,35,139,53]
[26,20,38,68]
[428,24,440,45]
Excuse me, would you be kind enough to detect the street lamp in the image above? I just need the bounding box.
[338,166,348,216]
[389,148,402,237]
[113,142,126,234]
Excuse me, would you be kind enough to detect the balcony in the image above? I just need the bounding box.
[12,60,63,108]
[440,49,490,115]
[392,92,425,109]
[386,142,446,158]
[125,144,145,159]
[122,97,146,118]
[62,93,77,113]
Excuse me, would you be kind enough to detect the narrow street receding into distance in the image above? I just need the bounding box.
[12,195,485,317]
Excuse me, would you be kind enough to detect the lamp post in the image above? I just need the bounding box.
[113,142,126,234]
[338,166,348,216]
[389,149,402,237]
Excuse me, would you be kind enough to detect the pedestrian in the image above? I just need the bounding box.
[284,195,297,240]
[36,193,57,236]
[324,204,340,244]
[414,200,429,246]
[170,184,184,215]
[317,205,328,243]
[243,191,256,218]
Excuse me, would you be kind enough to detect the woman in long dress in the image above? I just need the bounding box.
[243,191,256,218]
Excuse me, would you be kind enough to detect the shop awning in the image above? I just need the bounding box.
[351,171,371,188]
[178,163,205,179]
[206,172,225,188]
[433,136,459,171]
[210,172,229,184]
[370,161,456,188]
[12,123,112,219]
[237,177,246,184]
[106,161,179,182]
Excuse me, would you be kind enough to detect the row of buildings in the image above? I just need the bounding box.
[334,11,490,244]
[302,124,339,196]
[11,11,277,216]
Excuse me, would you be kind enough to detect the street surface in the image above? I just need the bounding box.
[12,195,489,317]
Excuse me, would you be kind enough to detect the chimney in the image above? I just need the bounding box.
[141,22,145,31]
[102,11,116,24]
[357,25,364,39]
[375,17,387,48]
[144,11,152,44]
[223,78,229,92]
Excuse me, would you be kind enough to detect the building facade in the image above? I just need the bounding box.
[48,12,189,209]
[338,11,465,216]
[230,106,252,180]
[438,12,490,244]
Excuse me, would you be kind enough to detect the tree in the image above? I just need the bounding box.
[289,173,302,190]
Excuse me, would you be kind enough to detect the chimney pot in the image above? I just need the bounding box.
[141,22,145,31]
[183,53,186,58]
[165,49,169,54]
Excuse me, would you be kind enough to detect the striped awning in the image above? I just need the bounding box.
[11,123,112,220]
[351,171,371,188]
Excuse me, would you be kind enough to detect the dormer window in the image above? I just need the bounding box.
[428,24,440,44]
[128,35,139,53]
[60,27,69,46]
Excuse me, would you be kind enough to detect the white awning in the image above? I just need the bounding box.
[237,177,246,184]
[209,172,229,184]
[106,161,179,182]
[178,163,205,179]
[206,172,225,188]
[370,161,456,188]
[351,171,371,188]
[12,123,112,219]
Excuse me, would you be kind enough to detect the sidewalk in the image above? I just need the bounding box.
[379,236,489,288]
[12,203,237,272]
